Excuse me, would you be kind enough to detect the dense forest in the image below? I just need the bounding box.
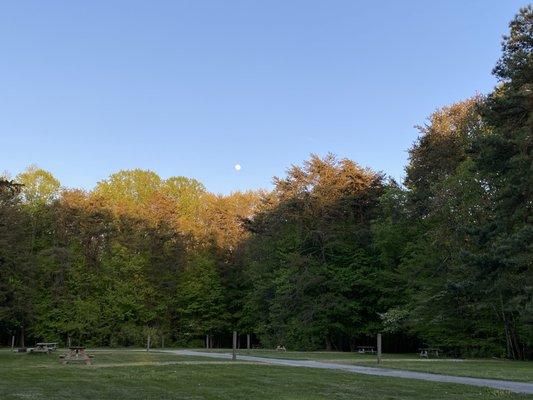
[1,7,531,359]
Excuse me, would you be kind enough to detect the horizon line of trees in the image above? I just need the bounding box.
[1,6,531,359]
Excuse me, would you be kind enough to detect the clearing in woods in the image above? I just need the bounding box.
[0,349,532,400]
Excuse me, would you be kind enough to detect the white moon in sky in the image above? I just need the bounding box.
[234,164,242,171]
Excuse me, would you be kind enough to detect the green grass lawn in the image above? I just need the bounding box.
[200,348,533,382]
[0,349,531,399]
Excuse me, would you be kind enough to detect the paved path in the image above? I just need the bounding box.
[168,350,533,395]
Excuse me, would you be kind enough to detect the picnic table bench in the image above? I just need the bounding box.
[419,348,441,358]
[357,346,376,354]
[27,342,58,354]
[59,347,93,365]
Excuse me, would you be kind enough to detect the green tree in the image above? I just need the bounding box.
[0,179,33,346]
[16,165,60,206]
[467,5,532,359]
[242,155,385,350]
[94,169,162,214]
[175,253,229,343]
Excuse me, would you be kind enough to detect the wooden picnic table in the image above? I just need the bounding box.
[59,347,93,365]
[36,342,58,350]
[28,342,58,354]
[356,346,376,354]
[419,348,441,358]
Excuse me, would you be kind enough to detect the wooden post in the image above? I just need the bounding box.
[11,335,15,350]
[232,331,237,361]
[377,333,382,364]
[147,335,151,352]
[247,333,250,350]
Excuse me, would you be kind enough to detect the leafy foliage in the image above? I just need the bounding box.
[0,7,530,359]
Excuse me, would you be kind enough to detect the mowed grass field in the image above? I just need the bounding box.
[0,349,531,400]
[203,349,533,383]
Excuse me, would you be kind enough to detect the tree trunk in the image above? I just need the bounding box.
[20,326,25,348]
[500,294,520,360]
[325,336,332,351]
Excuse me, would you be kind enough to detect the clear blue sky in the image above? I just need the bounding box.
[0,1,526,194]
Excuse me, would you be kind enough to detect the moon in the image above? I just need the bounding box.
[234,164,242,171]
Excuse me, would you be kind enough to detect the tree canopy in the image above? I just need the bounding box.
[1,6,531,359]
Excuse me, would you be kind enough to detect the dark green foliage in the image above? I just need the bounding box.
[240,155,387,350]
[374,6,532,359]
[0,179,33,346]
[468,5,532,359]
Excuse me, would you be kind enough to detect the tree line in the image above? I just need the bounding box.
[1,6,531,359]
